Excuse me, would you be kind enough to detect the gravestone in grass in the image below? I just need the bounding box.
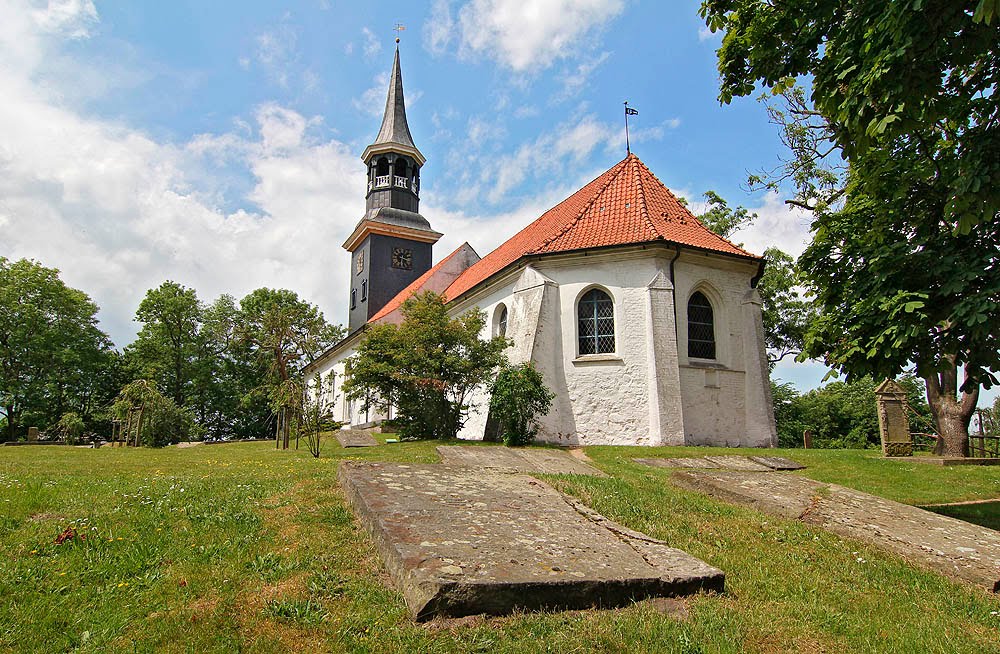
[27,427,38,442]
[875,380,912,457]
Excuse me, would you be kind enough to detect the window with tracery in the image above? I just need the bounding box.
[578,289,615,355]
[688,291,716,359]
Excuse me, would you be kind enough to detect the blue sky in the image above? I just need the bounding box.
[2,0,991,405]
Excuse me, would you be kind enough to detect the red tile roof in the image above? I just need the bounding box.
[441,153,758,301]
[367,154,759,325]
[368,243,472,323]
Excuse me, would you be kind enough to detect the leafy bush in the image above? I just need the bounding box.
[56,412,86,445]
[489,362,554,446]
[772,375,933,449]
[344,292,509,440]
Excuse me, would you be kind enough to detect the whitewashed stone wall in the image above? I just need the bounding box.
[312,245,776,447]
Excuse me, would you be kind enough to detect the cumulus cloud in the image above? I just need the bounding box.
[361,26,382,58]
[729,192,814,258]
[431,0,625,73]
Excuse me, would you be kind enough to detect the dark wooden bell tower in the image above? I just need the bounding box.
[342,45,440,333]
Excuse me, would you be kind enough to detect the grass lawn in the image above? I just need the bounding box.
[923,502,1000,532]
[2,440,999,653]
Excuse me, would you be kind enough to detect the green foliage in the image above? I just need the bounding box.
[300,372,339,458]
[772,376,933,449]
[57,412,86,446]
[696,190,756,239]
[757,246,815,364]
[111,379,199,447]
[800,192,1000,392]
[344,292,509,440]
[0,258,115,441]
[488,362,555,446]
[701,0,1000,233]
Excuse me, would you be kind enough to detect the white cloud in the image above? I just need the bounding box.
[555,51,610,101]
[353,71,389,117]
[451,0,625,72]
[253,22,300,88]
[362,26,382,58]
[698,25,719,42]
[729,191,813,258]
[32,0,98,39]
[424,0,455,55]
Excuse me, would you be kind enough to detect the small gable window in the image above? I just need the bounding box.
[578,289,615,355]
[688,291,716,359]
[361,280,368,302]
[351,288,357,310]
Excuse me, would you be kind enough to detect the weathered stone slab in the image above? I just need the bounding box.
[671,470,1000,592]
[336,430,379,448]
[702,455,773,471]
[748,455,805,471]
[437,445,606,476]
[339,462,724,619]
[633,457,721,469]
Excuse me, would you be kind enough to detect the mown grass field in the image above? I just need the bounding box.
[2,439,999,653]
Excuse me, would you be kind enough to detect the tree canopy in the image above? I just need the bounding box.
[701,0,1000,455]
[344,291,509,440]
[0,258,114,440]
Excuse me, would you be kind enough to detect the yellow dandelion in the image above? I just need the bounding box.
[30,550,37,554]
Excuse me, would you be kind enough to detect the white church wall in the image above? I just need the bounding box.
[533,251,662,446]
[672,252,773,446]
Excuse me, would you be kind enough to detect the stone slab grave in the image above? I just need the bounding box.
[633,455,804,472]
[670,470,1000,592]
[437,445,607,477]
[336,430,379,448]
[339,461,724,620]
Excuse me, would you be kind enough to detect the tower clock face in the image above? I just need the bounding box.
[356,251,364,275]
[391,247,413,270]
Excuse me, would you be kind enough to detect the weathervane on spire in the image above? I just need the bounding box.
[394,22,406,44]
[624,101,638,155]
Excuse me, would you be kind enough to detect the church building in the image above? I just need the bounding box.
[305,47,777,448]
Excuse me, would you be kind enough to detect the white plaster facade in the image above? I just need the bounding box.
[308,243,777,448]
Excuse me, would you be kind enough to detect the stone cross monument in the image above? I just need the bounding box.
[874,379,912,457]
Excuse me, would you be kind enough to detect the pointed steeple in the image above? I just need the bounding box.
[362,46,425,166]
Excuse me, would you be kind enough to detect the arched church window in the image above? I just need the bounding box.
[578,288,614,355]
[494,304,508,338]
[688,291,716,359]
[376,158,389,176]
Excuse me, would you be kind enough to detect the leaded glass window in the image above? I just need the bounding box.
[497,305,508,338]
[688,291,716,359]
[578,289,615,355]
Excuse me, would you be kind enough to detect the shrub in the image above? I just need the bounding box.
[489,362,554,446]
[56,412,86,445]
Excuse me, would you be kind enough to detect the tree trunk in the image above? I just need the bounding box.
[4,405,14,442]
[924,357,979,458]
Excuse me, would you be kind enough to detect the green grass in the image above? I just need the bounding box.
[923,501,1000,531]
[1,440,999,653]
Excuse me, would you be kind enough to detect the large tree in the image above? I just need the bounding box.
[700,0,1000,455]
[235,288,342,447]
[0,258,113,440]
[130,281,202,407]
[343,291,509,440]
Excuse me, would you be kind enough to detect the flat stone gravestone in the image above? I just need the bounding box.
[339,461,724,619]
[336,430,379,448]
[27,427,39,442]
[632,457,721,469]
[671,470,1000,592]
[436,445,606,477]
[702,455,773,472]
[748,456,805,471]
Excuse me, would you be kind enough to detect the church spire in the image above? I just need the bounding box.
[362,46,425,166]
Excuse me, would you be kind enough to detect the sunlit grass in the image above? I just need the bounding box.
[1,440,998,652]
